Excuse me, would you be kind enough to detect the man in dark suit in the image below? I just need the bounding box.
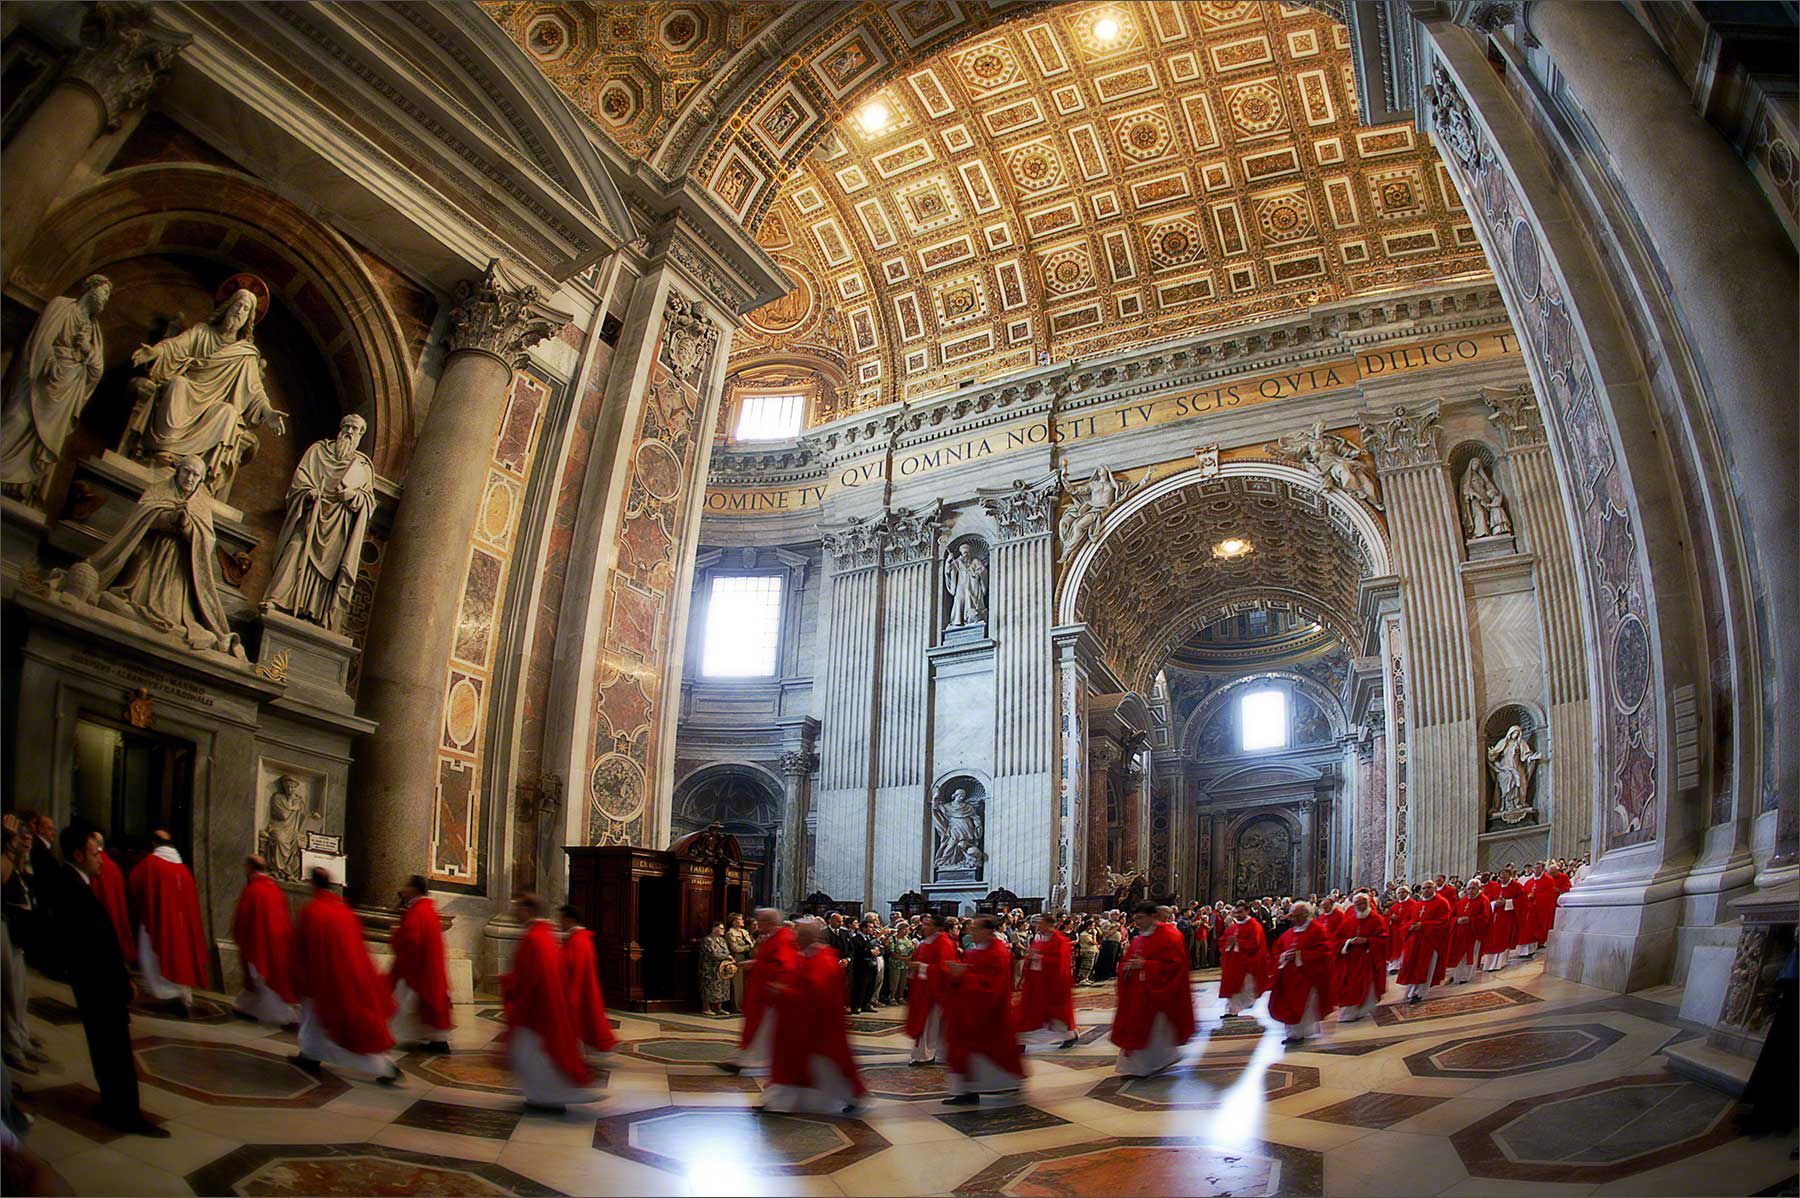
[848,914,881,1013]
[50,823,167,1138]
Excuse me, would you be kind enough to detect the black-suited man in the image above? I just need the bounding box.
[51,824,167,1137]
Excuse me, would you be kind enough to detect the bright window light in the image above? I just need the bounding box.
[702,574,783,677]
[734,394,804,441]
[1240,689,1288,752]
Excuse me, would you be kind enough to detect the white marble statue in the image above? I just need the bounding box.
[0,274,111,503]
[1057,465,1140,552]
[942,541,988,627]
[131,287,288,490]
[1269,419,1382,508]
[1487,724,1542,822]
[51,455,245,659]
[264,414,375,631]
[931,788,985,874]
[260,775,319,881]
[1460,458,1514,538]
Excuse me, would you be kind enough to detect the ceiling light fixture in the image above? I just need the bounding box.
[1213,537,1253,560]
[856,100,892,134]
[1092,16,1121,43]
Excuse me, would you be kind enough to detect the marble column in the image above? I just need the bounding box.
[813,520,885,905]
[1361,402,1479,878]
[1086,734,1123,895]
[1484,385,1593,860]
[1051,625,1098,910]
[352,260,566,903]
[1,6,186,279]
[872,506,941,905]
[777,747,817,910]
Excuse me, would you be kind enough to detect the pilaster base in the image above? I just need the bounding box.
[1543,871,1684,992]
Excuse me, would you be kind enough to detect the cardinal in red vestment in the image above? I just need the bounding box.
[1396,881,1455,1001]
[503,892,595,1111]
[724,909,798,1073]
[942,915,1026,1101]
[1269,902,1337,1043]
[1486,868,1528,967]
[763,919,867,1114]
[1333,893,1389,1022]
[904,913,960,1064]
[292,869,399,1082]
[1014,913,1077,1048]
[1446,880,1490,984]
[1112,905,1196,1076]
[558,904,617,1053]
[1522,865,1557,956]
[1479,875,1509,970]
[231,857,298,1026]
[386,876,453,1052]
[1384,887,1419,972]
[1217,904,1274,1016]
[92,834,135,963]
[127,831,209,1009]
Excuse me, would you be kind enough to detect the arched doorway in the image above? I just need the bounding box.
[669,764,784,908]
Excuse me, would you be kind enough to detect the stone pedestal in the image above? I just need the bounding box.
[254,609,357,715]
[924,883,985,914]
[1464,532,1517,560]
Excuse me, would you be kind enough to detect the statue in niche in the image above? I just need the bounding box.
[128,282,288,498]
[931,785,986,880]
[942,540,988,627]
[264,413,376,631]
[1487,724,1542,824]
[260,775,320,881]
[1460,458,1514,539]
[1057,464,1142,552]
[1268,419,1382,509]
[48,454,245,659]
[0,273,111,504]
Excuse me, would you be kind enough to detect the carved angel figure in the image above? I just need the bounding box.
[1057,464,1141,552]
[1269,419,1382,508]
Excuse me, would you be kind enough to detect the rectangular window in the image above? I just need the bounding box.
[1240,689,1288,752]
[702,574,784,677]
[733,393,805,441]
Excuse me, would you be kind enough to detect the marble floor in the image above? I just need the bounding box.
[7,960,1795,1197]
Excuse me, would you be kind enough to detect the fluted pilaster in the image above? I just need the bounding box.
[813,521,884,903]
[872,506,941,906]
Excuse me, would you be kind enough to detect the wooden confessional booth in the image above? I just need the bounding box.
[565,824,757,1011]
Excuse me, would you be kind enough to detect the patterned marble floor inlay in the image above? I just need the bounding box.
[593,1106,890,1176]
[392,1098,522,1141]
[1301,1091,1450,1129]
[1089,1062,1319,1111]
[1405,1023,1624,1078]
[935,1103,1070,1137]
[857,1062,958,1101]
[188,1143,562,1197]
[956,1136,1325,1197]
[1372,985,1542,1025]
[132,1036,349,1107]
[399,1049,594,1097]
[130,993,236,1025]
[1452,1073,1745,1183]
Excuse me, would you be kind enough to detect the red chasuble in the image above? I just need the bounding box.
[561,927,618,1052]
[1111,922,1196,1051]
[769,944,866,1097]
[1488,879,1527,952]
[1396,891,1454,985]
[128,849,210,987]
[945,938,1026,1080]
[232,873,297,1002]
[1546,869,1572,929]
[1384,898,1419,964]
[1332,909,1390,1007]
[1217,916,1273,1001]
[95,851,135,963]
[740,925,800,1049]
[904,931,960,1038]
[1014,930,1076,1035]
[294,890,395,1054]
[503,919,589,1085]
[1446,892,1490,970]
[388,897,453,1032]
[1268,919,1337,1024]
[1529,874,1559,941]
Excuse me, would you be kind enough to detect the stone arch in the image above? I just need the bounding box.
[12,164,418,477]
[669,762,786,904]
[1182,672,1350,757]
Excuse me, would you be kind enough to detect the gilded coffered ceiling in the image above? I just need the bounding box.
[493,1,1492,420]
[1074,475,1375,691]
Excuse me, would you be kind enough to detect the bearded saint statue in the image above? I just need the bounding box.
[264,413,376,631]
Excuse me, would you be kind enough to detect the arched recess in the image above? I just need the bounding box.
[1218,804,1308,900]
[669,763,786,905]
[12,164,418,477]
[1181,672,1351,756]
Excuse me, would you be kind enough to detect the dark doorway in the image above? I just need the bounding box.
[71,716,195,869]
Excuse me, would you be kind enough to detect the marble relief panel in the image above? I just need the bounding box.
[427,370,553,885]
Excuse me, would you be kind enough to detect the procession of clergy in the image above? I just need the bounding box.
[10,814,1574,1128]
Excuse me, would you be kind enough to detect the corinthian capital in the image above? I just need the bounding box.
[66,2,190,130]
[978,476,1058,541]
[821,517,884,573]
[1481,384,1546,449]
[446,259,570,368]
[882,504,944,566]
[1358,403,1443,471]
